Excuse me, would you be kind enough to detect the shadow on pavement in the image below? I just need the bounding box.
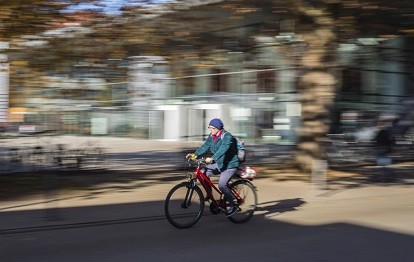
[326,163,414,189]
[256,198,307,214]
[0,197,413,261]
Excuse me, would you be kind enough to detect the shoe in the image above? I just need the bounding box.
[225,205,239,217]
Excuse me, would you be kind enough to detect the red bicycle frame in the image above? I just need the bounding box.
[192,163,243,207]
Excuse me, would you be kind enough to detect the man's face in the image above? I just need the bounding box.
[208,126,220,135]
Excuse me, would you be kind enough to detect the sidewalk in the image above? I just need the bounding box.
[0,135,200,173]
[0,135,295,173]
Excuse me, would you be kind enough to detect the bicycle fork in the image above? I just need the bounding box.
[181,179,197,208]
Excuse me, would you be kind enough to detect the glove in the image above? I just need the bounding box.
[205,157,213,164]
[186,153,196,160]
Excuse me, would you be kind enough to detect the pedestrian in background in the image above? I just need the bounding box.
[373,118,395,181]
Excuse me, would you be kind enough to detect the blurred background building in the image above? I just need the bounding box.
[1,0,413,146]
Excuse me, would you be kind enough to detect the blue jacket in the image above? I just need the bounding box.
[195,130,239,171]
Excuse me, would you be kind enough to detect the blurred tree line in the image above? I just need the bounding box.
[1,0,413,171]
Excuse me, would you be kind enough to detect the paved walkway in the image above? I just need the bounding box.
[1,135,295,173]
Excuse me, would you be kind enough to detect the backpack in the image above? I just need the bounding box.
[221,132,246,163]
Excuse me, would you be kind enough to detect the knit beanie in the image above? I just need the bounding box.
[209,118,224,130]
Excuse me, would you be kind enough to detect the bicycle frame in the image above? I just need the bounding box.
[190,159,243,208]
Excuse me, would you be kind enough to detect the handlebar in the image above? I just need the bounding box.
[187,157,207,167]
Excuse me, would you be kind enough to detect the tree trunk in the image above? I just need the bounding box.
[293,9,337,172]
[295,70,336,172]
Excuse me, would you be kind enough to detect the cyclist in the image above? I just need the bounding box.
[186,118,240,217]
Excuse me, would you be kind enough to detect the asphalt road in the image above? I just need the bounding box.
[1,216,411,262]
[1,178,413,262]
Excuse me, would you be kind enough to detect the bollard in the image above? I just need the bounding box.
[311,159,328,191]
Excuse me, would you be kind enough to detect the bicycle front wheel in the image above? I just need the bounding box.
[164,182,205,229]
[228,179,257,224]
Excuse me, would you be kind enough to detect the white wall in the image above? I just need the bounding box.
[0,63,9,123]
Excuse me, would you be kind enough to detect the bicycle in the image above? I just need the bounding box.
[164,158,258,229]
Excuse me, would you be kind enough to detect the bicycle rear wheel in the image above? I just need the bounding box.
[164,182,205,229]
[228,179,257,223]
